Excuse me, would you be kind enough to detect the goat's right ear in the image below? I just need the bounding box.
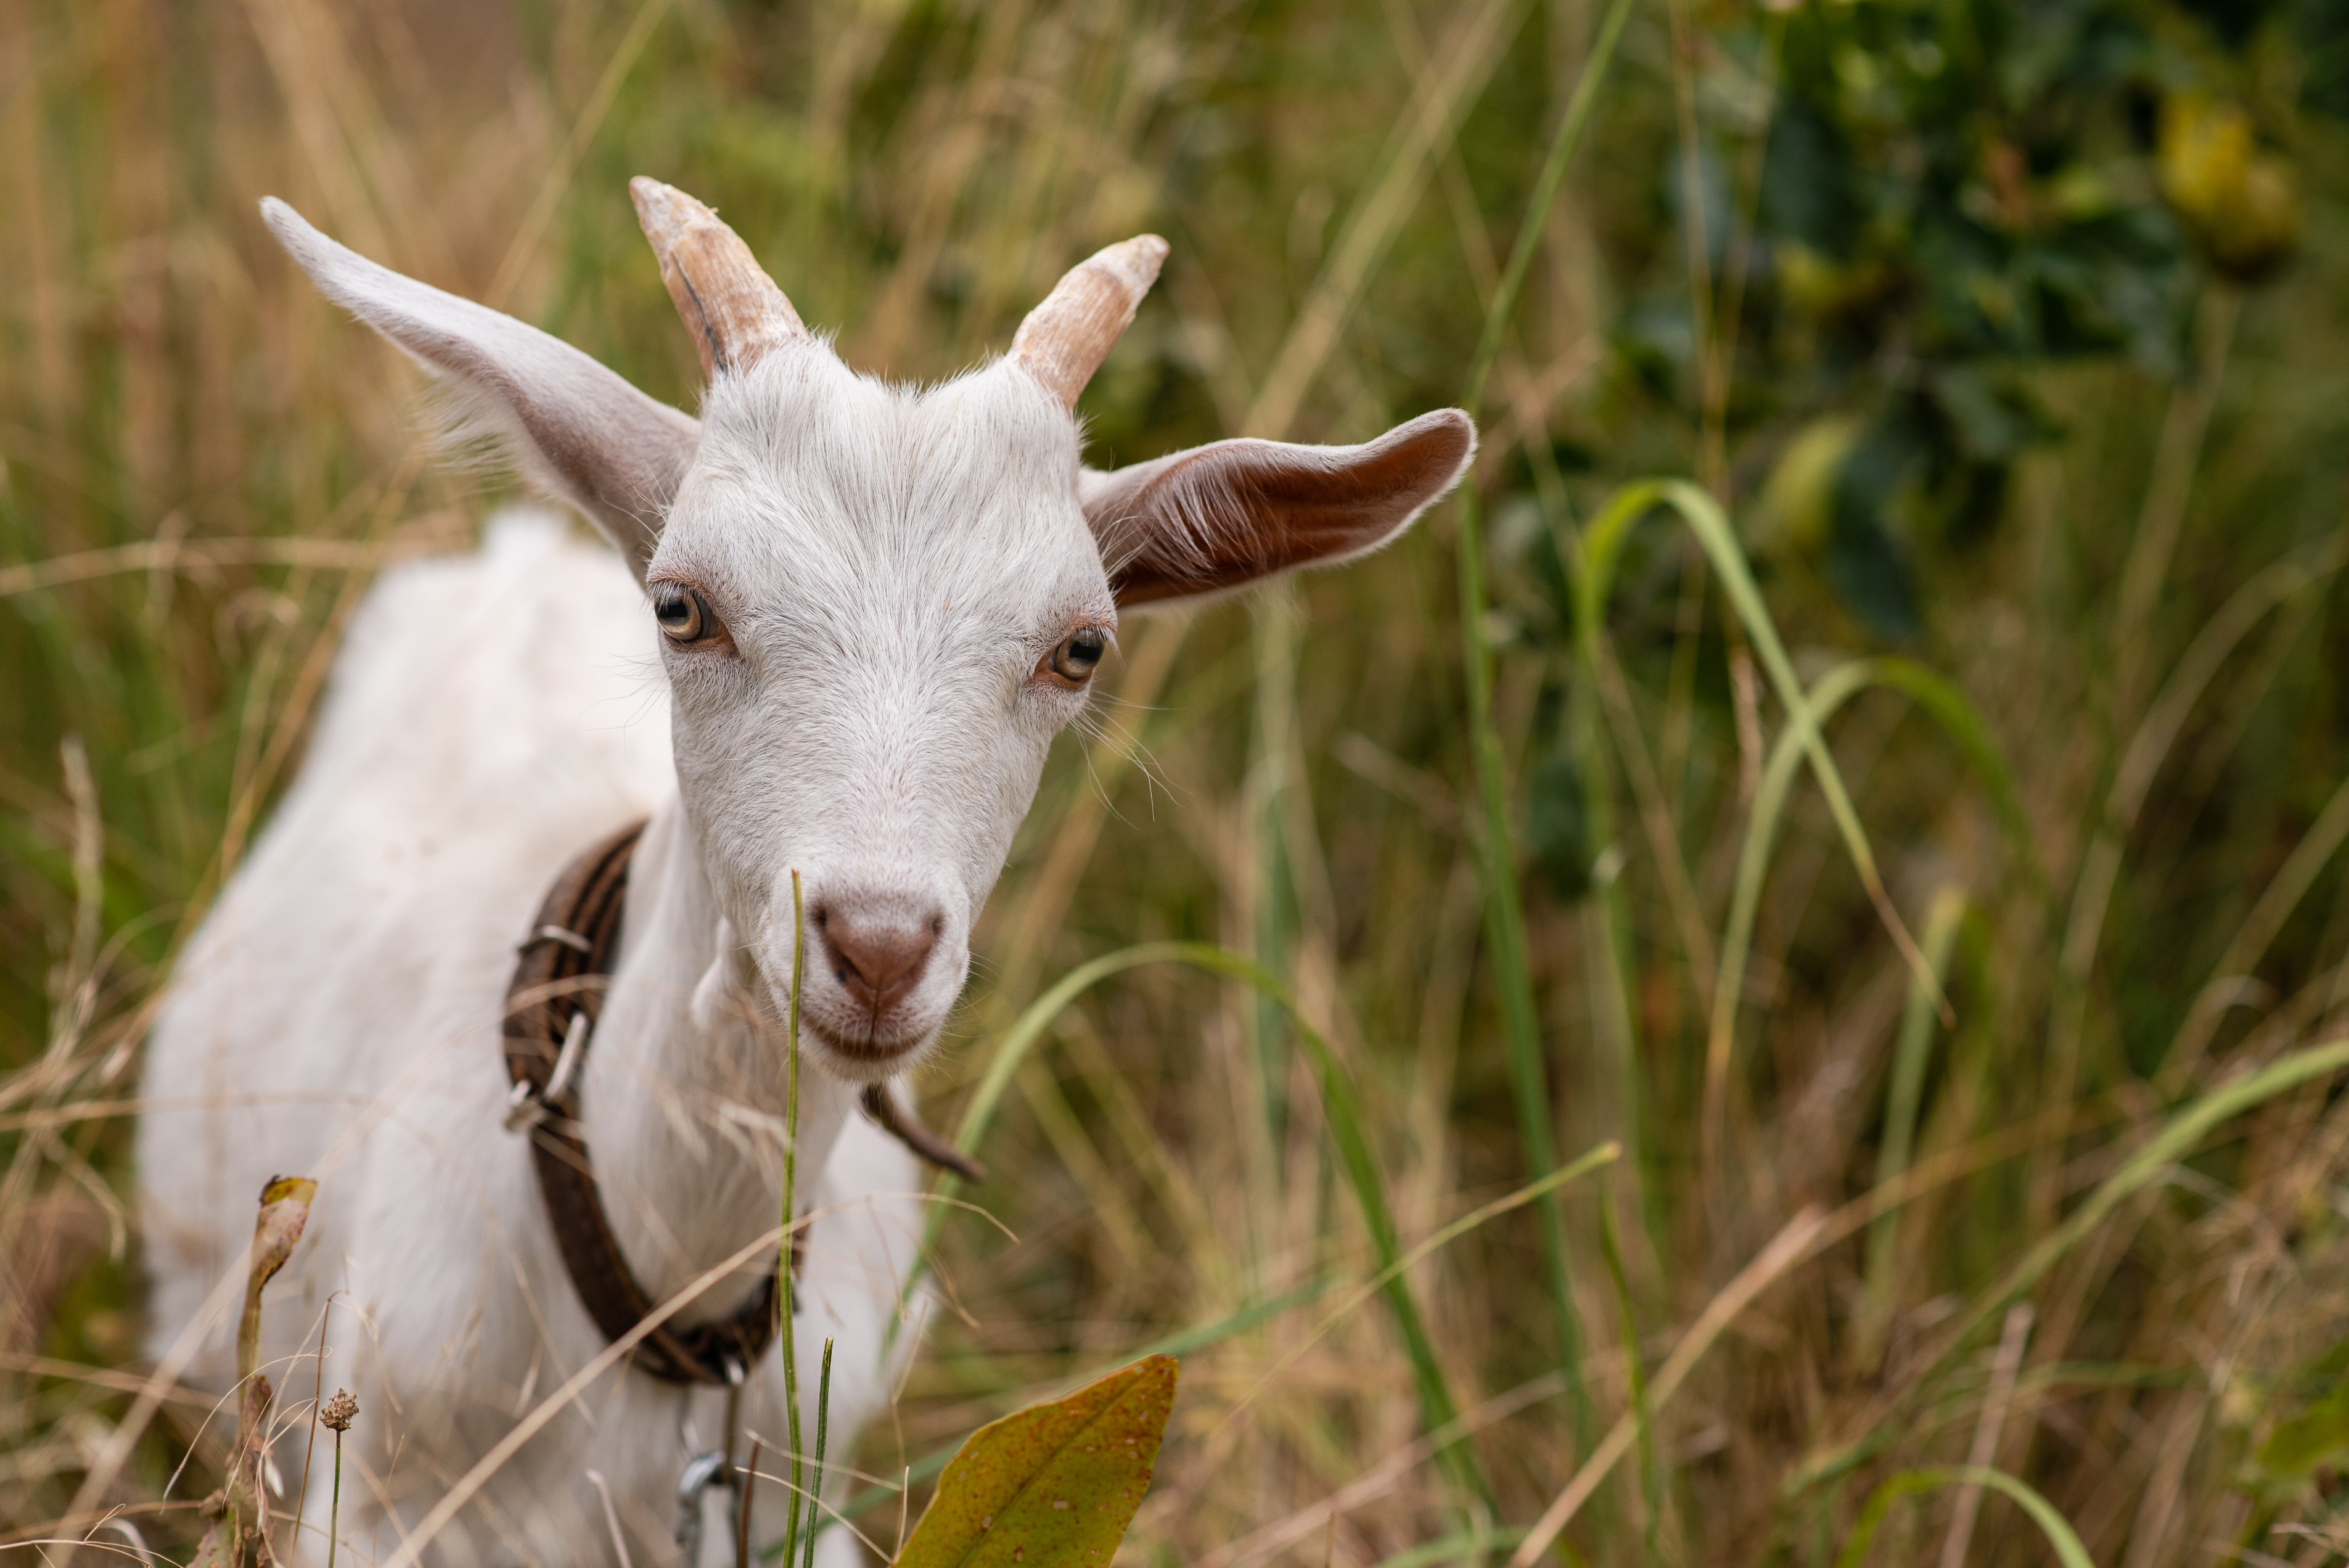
[261,198,697,583]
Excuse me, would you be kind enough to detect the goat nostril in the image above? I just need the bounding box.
[819,910,941,1011]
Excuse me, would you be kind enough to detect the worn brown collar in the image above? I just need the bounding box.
[501,819,982,1385]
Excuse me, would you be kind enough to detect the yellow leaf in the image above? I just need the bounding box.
[893,1355,1178,1568]
[2159,94,2300,281]
[1753,417,1860,556]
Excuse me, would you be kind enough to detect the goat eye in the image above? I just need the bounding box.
[652,583,716,643]
[1045,628,1108,686]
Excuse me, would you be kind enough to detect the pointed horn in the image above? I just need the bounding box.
[1006,235,1168,411]
[629,177,805,379]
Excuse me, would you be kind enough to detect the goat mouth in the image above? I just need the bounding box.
[797,1013,930,1072]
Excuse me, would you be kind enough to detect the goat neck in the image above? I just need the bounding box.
[577,800,856,1317]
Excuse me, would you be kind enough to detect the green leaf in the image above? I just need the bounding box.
[2253,1384,2349,1490]
[893,1354,1178,1568]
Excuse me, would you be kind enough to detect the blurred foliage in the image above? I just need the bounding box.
[1556,0,2332,643]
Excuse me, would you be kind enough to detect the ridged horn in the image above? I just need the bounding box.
[629,177,805,379]
[1006,235,1169,410]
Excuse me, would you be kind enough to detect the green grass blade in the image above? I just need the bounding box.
[914,940,1496,1507]
[1364,1529,1531,1568]
[1833,1467,2094,1568]
[1856,887,1968,1370]
[801,1336,834,1568]
[1582,480,1943,1012]
[1180,945,1495,1508]
[1456,482,1591,1442]
[1223,1146,1620,1430]
[1449,0,1638,1450]
[1793,1035,2349,1494]
[1460,0,1636,414]
[1702,656,2023,1176]
[1594,1176,1658,1559]
[781,869,808,1568]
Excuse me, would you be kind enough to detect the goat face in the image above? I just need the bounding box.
[654,358,1110,1067]
[261,181,1474,1080]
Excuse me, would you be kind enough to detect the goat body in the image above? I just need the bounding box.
[137,183,1473,1568]
[140,512,903,1567]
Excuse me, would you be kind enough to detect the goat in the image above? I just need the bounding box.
[135,181,1474,1568]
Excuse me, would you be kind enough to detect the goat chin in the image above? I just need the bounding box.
[136,514,927,1568]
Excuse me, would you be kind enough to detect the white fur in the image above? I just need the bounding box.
[137,197,1474,1568]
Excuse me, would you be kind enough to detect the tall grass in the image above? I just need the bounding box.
[9,2,2349,1566]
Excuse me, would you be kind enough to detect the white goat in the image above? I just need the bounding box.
[136,181,1472,1568]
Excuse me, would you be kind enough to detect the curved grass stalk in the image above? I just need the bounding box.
[1519,1022,2299,1567]
[1504,1205,1834,1567]
[1363,1527,1531,1568]
[911,940,1495,1506]
[1593,1175,1658,1556]
[1700,657,2028,1178]
[2166,766,2349,1087]
[2039,541,2348,1199]
[1790,1034,2349,1497]
[1214,1143,1620,1435]
[1855,887,1969,1373]
[1580,480,1943,1017]
[1834,1466,2093,1568]
[1246,0,1525,439]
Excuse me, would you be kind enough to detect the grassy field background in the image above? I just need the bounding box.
[9,0,2349,1563]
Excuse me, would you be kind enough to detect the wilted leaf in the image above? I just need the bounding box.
[218,1175,313,1568]
[894,1354,1177,1568]
[239,1176,314,1373]
[249,1175,316,1292]
[237,1173,316,1460]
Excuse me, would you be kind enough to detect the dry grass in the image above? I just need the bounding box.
[10,1,2349,1566]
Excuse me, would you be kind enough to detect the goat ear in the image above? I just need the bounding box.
[1079,409,1475,609]
[261,197,698,582]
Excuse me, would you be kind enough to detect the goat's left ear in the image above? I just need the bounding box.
[1078,409,1476,608]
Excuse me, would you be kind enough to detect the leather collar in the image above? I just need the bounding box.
[502,819,779,1385]
[500,820,986,1385]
